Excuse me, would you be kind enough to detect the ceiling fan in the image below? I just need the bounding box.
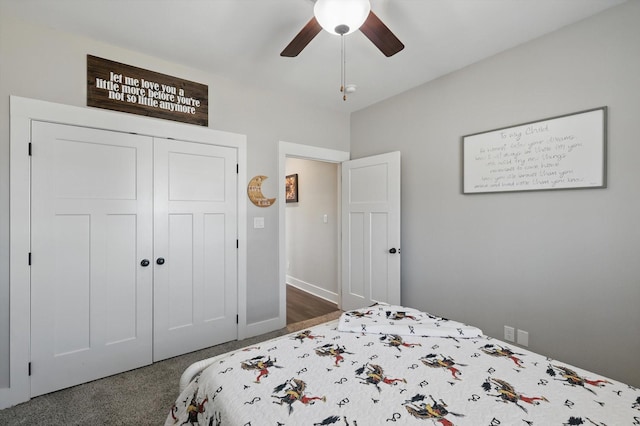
[280,0,404,58]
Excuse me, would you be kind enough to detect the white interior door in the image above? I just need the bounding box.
[341,151,401,311]
[153,138,238,361]
[30,122,153,397]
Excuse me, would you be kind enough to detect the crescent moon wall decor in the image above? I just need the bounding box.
[248,175,276,207]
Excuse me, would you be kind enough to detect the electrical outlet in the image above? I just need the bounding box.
[517,329,529,347]
[504,325,515,342]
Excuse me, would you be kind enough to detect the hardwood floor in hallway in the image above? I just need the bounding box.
[286,285,340,325]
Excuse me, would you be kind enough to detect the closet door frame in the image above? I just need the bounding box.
[6,96,248,409]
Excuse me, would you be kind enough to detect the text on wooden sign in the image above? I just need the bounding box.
[87,55,208,126]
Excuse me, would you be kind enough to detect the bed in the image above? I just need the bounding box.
[166,304,639,425]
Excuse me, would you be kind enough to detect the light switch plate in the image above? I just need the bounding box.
[253,217,265,229]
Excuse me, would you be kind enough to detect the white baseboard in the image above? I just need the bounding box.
[244,316,284,339]
[286,276,339,304]
[243,278,339,341]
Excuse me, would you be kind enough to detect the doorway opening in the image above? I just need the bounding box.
[285,157,340,328]
[278,142,349,330]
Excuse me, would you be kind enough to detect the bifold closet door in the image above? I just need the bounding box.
[30,122,153,397]
[153,138,238,361]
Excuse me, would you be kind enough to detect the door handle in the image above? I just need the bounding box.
[140,259,150,267]
[156,257,165,265]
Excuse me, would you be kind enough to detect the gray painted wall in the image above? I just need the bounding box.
[286,158,339,300]
[0,13,349,388]
[351,1,640,387]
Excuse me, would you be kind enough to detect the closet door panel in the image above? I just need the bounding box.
[30,122,153,397]
[105,214,139,344]
[153,138,238,361]
[168,213,195,329]
[52,214,91,355]
[203,213,226,320]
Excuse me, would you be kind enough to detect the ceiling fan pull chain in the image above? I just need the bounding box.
[341,34,347,101]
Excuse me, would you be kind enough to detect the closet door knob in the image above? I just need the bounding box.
[389,248,397,254]
[156,257,165,265]
[140,259,150,267]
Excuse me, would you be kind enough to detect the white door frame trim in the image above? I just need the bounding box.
[4,96,247,409]
[277,141,350,328]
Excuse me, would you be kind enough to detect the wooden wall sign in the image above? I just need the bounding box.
[87,55,208,126]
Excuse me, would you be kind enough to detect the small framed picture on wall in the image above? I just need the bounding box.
[286,174,298,203]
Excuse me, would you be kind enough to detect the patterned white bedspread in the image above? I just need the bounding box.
[166,305,639,425]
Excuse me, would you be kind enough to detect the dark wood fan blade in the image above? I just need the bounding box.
[280,17,322,57]
[360,11,404,57]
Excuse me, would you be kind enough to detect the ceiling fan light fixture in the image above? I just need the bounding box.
[314,0,371,36]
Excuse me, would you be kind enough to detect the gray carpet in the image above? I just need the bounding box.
[0,328,290,425]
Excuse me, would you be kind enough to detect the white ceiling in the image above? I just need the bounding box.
[1,0,627,113]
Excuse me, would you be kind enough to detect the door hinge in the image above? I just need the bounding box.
[28,362,31,376]
[28,143,32,156]
[236,314,239,324]
[28,252,31,266]
[236,164,239,174]
[236,239,239,249]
